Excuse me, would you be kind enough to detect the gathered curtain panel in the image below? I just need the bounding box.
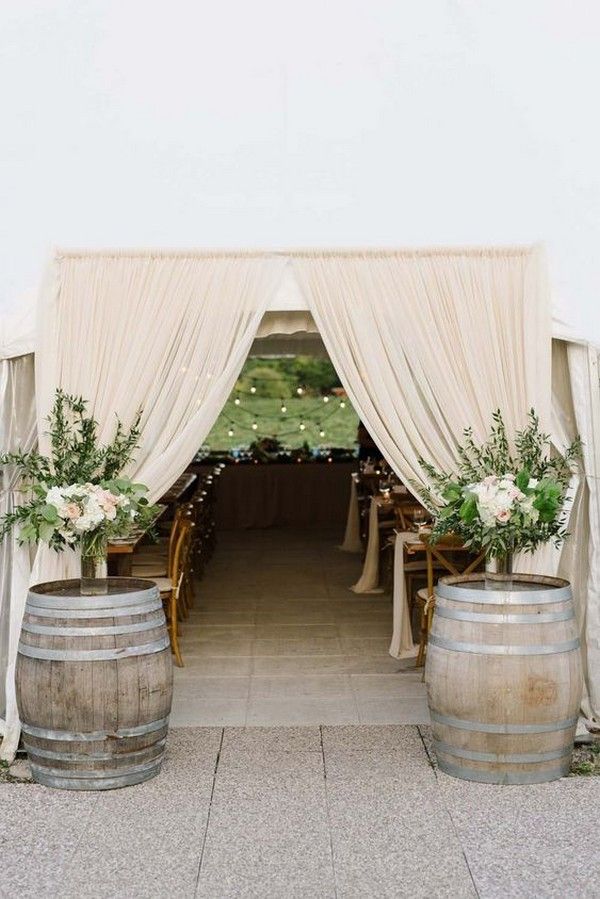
[294,247,551,486]
[0,252,286,760]
[0,355,37,759]
[294,247,553,657]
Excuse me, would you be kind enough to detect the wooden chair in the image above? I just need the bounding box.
[131,503,192,579]
[415,535,485,667]
[147,519,194,667]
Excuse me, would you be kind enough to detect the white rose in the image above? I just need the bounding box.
[46,486,65,508]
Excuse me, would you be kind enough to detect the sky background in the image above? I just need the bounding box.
[1,1,599,341]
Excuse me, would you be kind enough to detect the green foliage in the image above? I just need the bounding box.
[416,409,581,558]
[236,356,340,396]
[238,366,293,398]
[0,390,156,551]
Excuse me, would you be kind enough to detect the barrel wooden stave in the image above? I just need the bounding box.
[16,578,173,791]
[425,574,582,785]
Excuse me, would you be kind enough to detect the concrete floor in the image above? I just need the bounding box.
[2,725,599,898]
[172,527,428,727]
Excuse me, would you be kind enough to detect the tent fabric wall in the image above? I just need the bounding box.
[0,245,599,761]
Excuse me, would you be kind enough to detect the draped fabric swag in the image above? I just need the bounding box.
[294,248,552,659]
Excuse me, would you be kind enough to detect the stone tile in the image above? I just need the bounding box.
[250,623,338,639]
[197,797,334,898]
[251,655,349,675]
[170,697,248,727]
[63,784,213,899]
[221,726,322,754]
[255,608,336,624]
[172,675,251,700]
[246,697,359,726]
[340,635,394,655]
[252,636,343,656]
[188,609,257,625]
[356,696,431,724]
[322,724,423,753]
[178,638,254,658]
[180,624,255,641]
[337,620,393,636]
[249,674,352,699]
[174,655,253,676]
[350,672,426,699]
[0,786,100,897]
[435,773,600,898]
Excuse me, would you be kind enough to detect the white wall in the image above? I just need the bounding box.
[1,1,599,341]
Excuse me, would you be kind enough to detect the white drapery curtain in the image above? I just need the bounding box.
[0,251,285,760]
[295,246,553,661]
[36,252,287,497]
[0,355,36,759]
[294,247,551,487]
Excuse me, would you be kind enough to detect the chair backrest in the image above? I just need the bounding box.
[169,518,194,582]
[424,534,485,598]
[168,512,194,579]
[394,501,426,531]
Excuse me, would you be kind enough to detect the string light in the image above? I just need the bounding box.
[296,387,304,396]
[234,397,241,406]
[228,428,234,437]
[323,396,329,403]
[250,385,257,394]
[340,400,346,408]
[281,403,287,413]
[319,429,326,438]
[252,422,258,430]
[299,422,306,431]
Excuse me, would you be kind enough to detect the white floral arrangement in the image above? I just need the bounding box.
[469,473,540,528]
[0,391,157,557]
[418,410,581,559]
[43,482,147,546]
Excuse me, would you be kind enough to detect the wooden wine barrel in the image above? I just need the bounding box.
[16,578,173,791]
[425,574,582,784]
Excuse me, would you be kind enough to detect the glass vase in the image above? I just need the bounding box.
[485,551,514,590]
[80,531,108,596]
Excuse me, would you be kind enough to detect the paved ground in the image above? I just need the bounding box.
[172,528,429,727]
[2,725,599,898]
[3,530,598,896]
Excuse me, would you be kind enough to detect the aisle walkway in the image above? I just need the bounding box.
[171,528,428,726]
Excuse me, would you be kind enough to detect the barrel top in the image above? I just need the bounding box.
[437,573,572,605]
[440,573,569,590]
[29,578,158,598]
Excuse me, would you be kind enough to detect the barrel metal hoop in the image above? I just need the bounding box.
[436,582,572,606]
[431,710,578,734]
[31,767,161,790]
[21,615,165,637]
[18,634,170,661]
[433,739,573,764]
[23,600,163,620]
[25,737,167,763]
[433,606,575,625]
[21,715,169,742]
[428,633,580,655]
[26,586,159,611]
[30,757,163,780]
[437,758,569,785]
